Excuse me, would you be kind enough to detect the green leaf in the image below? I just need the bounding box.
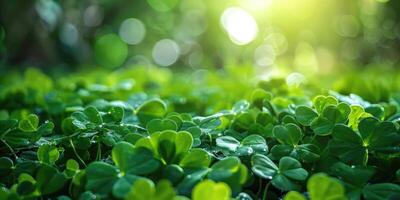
[84,106,103,125]
[17,181,36,196]
[251,154,278,179]
[363,183,400,200]
[330,162,374,187]
[330,125,367,165]
[36,165,67,195]
[113,174,140,199]
[279,157,308,181]
[85,162,119,195]
[125,179,178,200]
[208,156,241,180]
[232,100,250,113]
[273,123,302,145]
[216,136,240,152]
[284,191,306,200]
[295,106,318,126]
[238,134,268,155]
[61,117,77,135]
[310,116,334,136]
[313,95,338,114]
[179,149,211,168]
[348,105,371,130]
[0,119,18,135]
[192,180,231,200]
[251,154,307,191]
[37,121,54,136]
[307,173,346,200]
[163,164,184,185]
[110,106,124,122]
[66,159,79,172]
[147,119,177,134]
[176,168,209,195]
[112,141,160,175]
[0,157,13,177]
[37,144,59,164]
[18,114,39,132]
[136,99,167,125]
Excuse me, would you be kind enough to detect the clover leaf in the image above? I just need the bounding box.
[251,154,308,191]
[207,156,248,195]
[37,144,59,164]
[271,123,320,162]
[273,123,302,145]
[86,142,160,197]
[330,162,400,200]
[329,117,400,165]
[284,173,346,200]
[363,183,400,200]
[125,179,183,200]
[136,99,167,125]
[18,114,39,132]
[136,130,197,165]
[146,118,177,134]
[36,165,68,195]
[310,103,351,135]
[295,106,318,126]
[313,95,338,114]
[216,135,268,156]
[86,162,119,195]
[112,141,160,175]
[192,180,231,200]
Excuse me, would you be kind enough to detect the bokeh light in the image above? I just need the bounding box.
[59,23,79,47]
[152,39,180,66]
[254,44,275,67]
[119,18,146,45]
[95,34,128,68]
[221,7,258,45]
[83,5,103,27]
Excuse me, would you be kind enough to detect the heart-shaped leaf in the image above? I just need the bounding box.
[136,99,167,125]
[192,180,231,200]
[18,114,39,132]
[146,119,177,134]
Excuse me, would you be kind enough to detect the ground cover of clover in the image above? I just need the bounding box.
[0,67,399,200]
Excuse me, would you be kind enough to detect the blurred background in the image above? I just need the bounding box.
[1,0,400,75]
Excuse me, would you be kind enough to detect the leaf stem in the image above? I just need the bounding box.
[262,181,271,200]
[96,142,101,161]
[1,139,18,159]
[69,139,87,167]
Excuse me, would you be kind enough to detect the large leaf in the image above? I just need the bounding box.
[85,162,119,195]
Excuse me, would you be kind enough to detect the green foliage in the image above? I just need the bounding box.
[0,67,399,200]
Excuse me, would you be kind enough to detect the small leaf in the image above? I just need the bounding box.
[273,123,302,145]
[37,144,59,164]
[19,114,39,132]
[307,173,346,200]
[216,136,240,152]
[84,106,103,125]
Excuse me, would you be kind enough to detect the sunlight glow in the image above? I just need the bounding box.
[221,7,258,45]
